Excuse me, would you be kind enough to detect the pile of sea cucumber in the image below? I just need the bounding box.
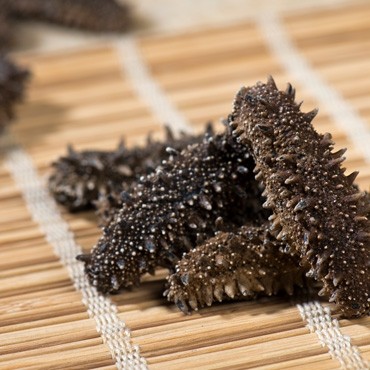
[49,77,370,318]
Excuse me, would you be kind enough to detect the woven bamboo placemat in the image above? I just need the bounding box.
[1,2,370,369]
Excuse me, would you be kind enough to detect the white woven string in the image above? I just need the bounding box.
[3,135,148,370]
[258,11,370,163]
[115,36,193,135]
[297,302,370,369]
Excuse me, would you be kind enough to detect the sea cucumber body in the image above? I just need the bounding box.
[229,78,370,317]
[0,55,30,132]
[5,0,131,31]
[79,128,264,293]
[49,128,203,213]
[165,223,306,313]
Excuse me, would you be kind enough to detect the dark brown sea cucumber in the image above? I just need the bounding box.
[165,223,307,313]
[77,126,266,293]
[0,13,12,51]
[48,127,206,214]
[229,77,370,318]
[0,55,30,132]
[3,0,131,32]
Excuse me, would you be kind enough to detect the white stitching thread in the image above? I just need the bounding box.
[3,134,148,370]
[115,36,193,135]
[297,302,369,369]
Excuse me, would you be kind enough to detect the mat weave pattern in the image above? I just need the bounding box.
[1,2,370,369]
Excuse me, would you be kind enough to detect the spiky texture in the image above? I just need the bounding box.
[49,127,206,214]
[229,77,370,318]
[2,0,131,32]
[0,55,30,132]
[77,127,266,293]
[165,223,307,313]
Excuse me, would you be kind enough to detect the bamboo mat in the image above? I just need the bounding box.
[1,2,370,369]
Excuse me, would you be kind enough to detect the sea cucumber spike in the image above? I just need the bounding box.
[81,126,265,294]
[224,280,237,299]
[327,157,346,168]
[76,253,92,263]
[165,223,307,312]
[205,122,215,135]
[346,171,359,185]
[284,174,300,185]
[267,75,278,91]
[294,199,309,212]
[306,267,316,278]
[303,108,319,123]
[164,125,175,141]
[296,101,304,110]
[285,83,296,100]
[255,171,264,181]
[67,144,77,157]
[204,285,214,306]
[229,78,370,318]
[165,147,179,156]
[262,198,275,209]
[358,232,370,242]
[354,215,368,223]
[318,287,328,296]
[214,283,224,302]
[277,154,296,163]
[332,273,344,287]
[329,291,338,303]
[344,192,365,203]
[116,139,126,153]
[332,148,347,159]
[271,216,281,230]
[229,119,238,130]
[320,132,334,147]
[276,229,286,241]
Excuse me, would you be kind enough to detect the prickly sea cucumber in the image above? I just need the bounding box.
[229,77,370,318]
[165,223,307,313]
[3,0,131,32]
[92,126,226,226]
[0,55,30,132]
[49,126,206,214]
[77,126,265,293]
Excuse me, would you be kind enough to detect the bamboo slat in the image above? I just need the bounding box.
[1,2,370,369]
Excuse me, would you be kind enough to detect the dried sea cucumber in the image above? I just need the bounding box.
[3,0,131,32]
[49,143,133,212]
[165,223,307,313]
[77,126,266,293]
[49,127,206,214]
[0,55,30,132]
[0,13,12,51]
[229,77,370,318]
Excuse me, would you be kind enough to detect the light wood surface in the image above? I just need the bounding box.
[1,3,370,369]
